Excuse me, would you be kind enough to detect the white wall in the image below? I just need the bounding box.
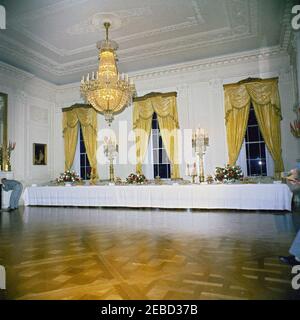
[0,62,56,187]
[55,47,300,180]
[0,45,299,187]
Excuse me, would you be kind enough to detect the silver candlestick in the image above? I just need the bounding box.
[192,128,209,183]
[103,136,118,182]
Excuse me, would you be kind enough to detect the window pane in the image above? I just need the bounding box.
[248,159,267,176]
[248,108,257,125]
[159,135,163,148]
[80,140,85,152]
[80,168,85,179]
[159,164,168,178]
[86,155,90,167]
[152,113,158,129]
[153,150,159,164]
[258,129,264,142]
[152,134,158,148]
[248,143,260,159]
[151,112,171,179]
[260,143,266,158]
[247,160,251,176]
[80,154,85,167]
[247,126,259,142]
[86,167,91,179]
[261,162,267,176]
[159,149,163,163]
[249,160,261,175]
[161,149,169,164]
[152,129,159,136]
[154,164,159,178]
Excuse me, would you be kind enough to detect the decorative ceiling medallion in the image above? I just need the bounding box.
[67,7,152,35]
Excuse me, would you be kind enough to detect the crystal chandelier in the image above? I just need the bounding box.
[80,22,136,125]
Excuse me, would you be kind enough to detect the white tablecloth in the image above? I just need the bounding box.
[23,183,293,211]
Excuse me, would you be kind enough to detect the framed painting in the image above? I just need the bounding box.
[33,143,47,165]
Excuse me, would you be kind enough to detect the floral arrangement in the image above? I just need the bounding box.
[290,107,300,138]
[56,170,82,184]
[126,173,147,184]
[214,164,243,183]
[206,174,214,184]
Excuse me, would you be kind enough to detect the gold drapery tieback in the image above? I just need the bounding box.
[133,92,180,179]
[224,78,284,176]
[62,104,98,183]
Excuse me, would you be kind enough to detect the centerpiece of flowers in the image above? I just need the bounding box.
[214,164,243,183]
[206,174,214,184]
[126,173,147,184]
[56,170,82,184]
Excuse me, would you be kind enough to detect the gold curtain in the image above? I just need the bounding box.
[246,81,284,174]
[224,85,251,165]
[133,99,153,174]
[63,112,78,171]
[224,78,284,176]
[63,105,98,183]
[133,92,180,179]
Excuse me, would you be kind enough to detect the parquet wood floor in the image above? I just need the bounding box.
[0,207,299,300]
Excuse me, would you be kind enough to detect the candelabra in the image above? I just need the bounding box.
[103,137,118,182]
[186,162,198,184]
[192,128,209,183]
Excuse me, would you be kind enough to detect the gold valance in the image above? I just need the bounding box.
[63,104,97,133]
[133,94,179,129]
[224,78,281,122]
[133,91,177,102]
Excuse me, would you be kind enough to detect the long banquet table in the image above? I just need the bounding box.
[23,183,293,211]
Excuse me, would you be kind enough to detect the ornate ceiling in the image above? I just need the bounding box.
[0,0,293,84]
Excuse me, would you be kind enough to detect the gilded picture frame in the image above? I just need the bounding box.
[33,143,47,165]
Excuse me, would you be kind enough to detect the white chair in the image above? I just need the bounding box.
[0,265,5,290]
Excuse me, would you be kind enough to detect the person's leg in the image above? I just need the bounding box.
[9,189,16,209]
[289,230,300,261]
[10,185,22,209]
[280,231,300,266]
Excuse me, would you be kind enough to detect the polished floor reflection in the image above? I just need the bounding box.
[0,207,300,300]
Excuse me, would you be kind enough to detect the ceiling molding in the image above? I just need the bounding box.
[130,46,287,81]
[0,0,291,84]
[55,45,287,90]
[8,0,257,58]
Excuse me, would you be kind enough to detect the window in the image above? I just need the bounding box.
[244,105,267,176]
[151,113,171,179]
[79,126,91,180]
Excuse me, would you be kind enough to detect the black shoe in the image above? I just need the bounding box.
[279,255,300,266]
